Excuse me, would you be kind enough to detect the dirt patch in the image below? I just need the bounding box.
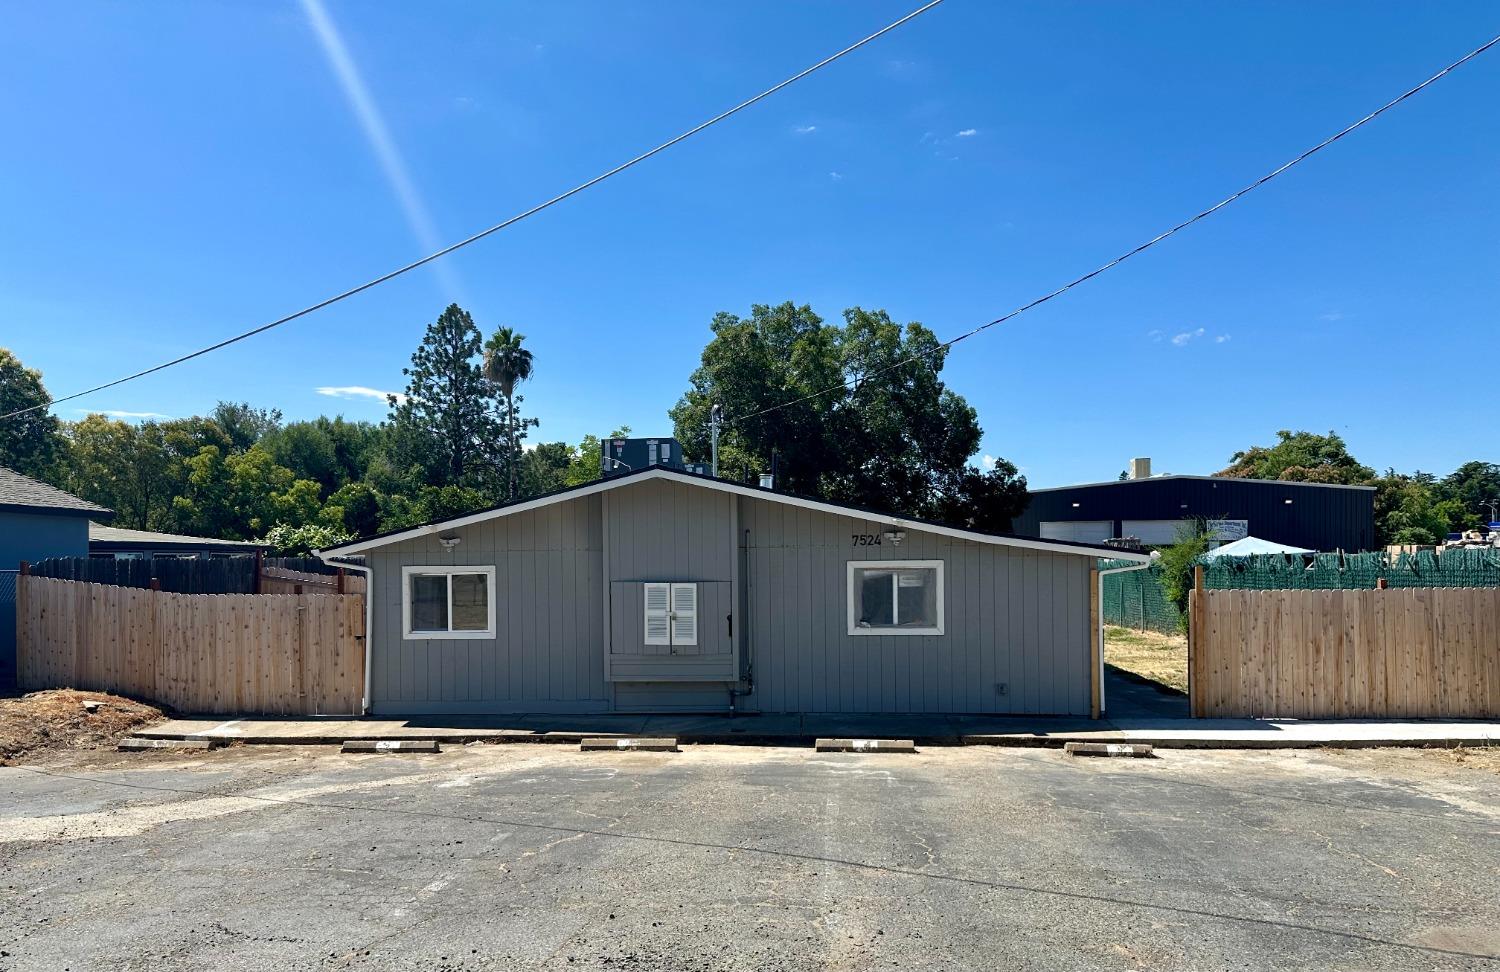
[0,689,164,765]
[1104,626,1187,693]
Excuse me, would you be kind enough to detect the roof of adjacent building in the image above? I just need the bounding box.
[1027,474,1377,493]
[87,522,263,551]
[318,464,1150,563]
[0,465,113,518]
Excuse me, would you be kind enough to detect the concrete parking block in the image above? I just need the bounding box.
[118,737,218,751]
[341,739,441,754]
[1065,741,1155,758]
[815,738,917,753]
[579,737,678,752]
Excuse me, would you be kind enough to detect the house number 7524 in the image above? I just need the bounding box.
[851,534,882,546]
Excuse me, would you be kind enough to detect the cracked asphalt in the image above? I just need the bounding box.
[2,743,1498,971]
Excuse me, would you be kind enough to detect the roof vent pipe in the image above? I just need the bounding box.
[758,472,774,490]
[1129,457,1152,480]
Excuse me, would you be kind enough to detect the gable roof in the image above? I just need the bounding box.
[318,466,1150,562]
[0,466,113,518]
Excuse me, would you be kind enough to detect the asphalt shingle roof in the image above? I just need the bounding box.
[0,466,112,516]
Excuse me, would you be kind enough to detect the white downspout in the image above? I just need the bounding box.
[315,550,374,716]
[1097,552,1159,717]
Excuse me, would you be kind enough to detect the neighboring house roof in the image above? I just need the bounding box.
[1027,474,1377,493]
[1200,535,1316,559]
[88,522,264,552]
[0,465,113,518]
[319,465,1151,562]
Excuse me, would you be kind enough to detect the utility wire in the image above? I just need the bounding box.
[0,0,947,423]
[728,30,1500,427]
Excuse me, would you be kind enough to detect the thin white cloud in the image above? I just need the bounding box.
[956,128,978,137]
[74,409,171,420]
[829,171,843,181]
[1215,334,1232,344]
[1170,327,1206,347]
[300,0,463,299]
[982,454,998,472]
[1148,329,1163,342]
[1318,311,1345,322]
[316,385,407,406]
[793,125,817,135]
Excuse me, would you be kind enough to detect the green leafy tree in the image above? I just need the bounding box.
[567,427,631,486]
[1218,430,1374,485]
[519,441,574,498]
[482,326,536,501]
[1437,461,1500,531]
[1158,522,1213,632]
[386,304,503,494]
[0,348,64,479]
[323,481,383,537]
[260,522,353,556]
[210,401,282,451]
[670,302,1004,522]
[63,415,174,529]
[1373,469,1465,546]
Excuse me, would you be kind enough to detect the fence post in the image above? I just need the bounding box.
[336,568,345,595]
[1376,577,1387,590]
[254,548,264,595]
[1189,565,1205,717]
[150,577,160,592]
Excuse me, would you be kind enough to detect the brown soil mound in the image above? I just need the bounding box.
[0,689,165,765]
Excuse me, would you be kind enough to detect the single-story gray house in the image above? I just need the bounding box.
[318,467,1148,718]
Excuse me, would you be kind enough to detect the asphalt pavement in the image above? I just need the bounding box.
[2,743,1497,971]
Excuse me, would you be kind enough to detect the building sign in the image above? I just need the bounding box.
[1207,519,1249,542]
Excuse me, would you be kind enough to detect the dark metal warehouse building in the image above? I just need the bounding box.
[1014,471,1376,553]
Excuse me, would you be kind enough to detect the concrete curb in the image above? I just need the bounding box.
[1065,741,1155,758]
[815,738,917,753]
[579,737,678,752]
[341,739,441,754]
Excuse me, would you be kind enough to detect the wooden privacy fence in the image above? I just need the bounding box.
[259,565,367,597]
[1189,584,1499,718]
[16,575,364,715]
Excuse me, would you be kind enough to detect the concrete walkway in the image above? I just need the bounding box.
[135,710,1500,750]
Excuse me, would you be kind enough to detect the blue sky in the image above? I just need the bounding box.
[2,1,1496,486]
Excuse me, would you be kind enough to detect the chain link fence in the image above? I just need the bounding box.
[1101,562,1183,634]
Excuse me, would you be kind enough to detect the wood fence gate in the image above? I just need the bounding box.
[16,575,364,715]
[1189,583,1499,718]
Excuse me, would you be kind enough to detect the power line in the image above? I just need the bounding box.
[0,0,947,423]
[728,30,1500,427]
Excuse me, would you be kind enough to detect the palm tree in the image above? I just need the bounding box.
[482,327,534,500]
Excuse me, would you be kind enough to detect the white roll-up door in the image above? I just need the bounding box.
[1122,519,1189,546]
[1039,520,1112,543]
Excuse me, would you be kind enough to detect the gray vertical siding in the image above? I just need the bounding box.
[366,494,608,715]
[740,497,1092,715]
[364,476,1094,716]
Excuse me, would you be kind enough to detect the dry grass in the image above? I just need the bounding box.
[1105,626,1188,694]
[0,689,164,765]
[1432,744,1500,774]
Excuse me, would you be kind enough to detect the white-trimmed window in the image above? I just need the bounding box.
[847,560,944,636]
[402,565,496,639]
[643,582,697,646]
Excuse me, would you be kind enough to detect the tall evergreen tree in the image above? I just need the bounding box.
[386,304,503,493]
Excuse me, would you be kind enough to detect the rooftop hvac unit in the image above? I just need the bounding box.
[600,437,687,478]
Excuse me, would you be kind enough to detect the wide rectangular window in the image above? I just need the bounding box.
[847,560,944,636]
[402,566,496,639]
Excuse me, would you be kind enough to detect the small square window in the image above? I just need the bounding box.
[402,566,496,639]
[847,560,944,635]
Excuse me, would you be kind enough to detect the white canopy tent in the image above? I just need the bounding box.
[1201,535,1316,559]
